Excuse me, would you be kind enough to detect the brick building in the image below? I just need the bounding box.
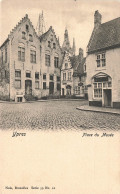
[0,14,62,101]
[86,11,120,108]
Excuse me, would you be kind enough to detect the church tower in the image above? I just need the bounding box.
[62,28,75,56]
[62,28,71,53]
[72,38,76,55]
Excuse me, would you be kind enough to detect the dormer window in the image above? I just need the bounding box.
[22,32,26,39]
[26,25,29,32]
[53,43,56,49]
[29,34,33,42]
[48,41,51,48]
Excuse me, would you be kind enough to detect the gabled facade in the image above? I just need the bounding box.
[0,14,41,102]
[61,52,73,96]
[0,14,63,101]
[39,26,62,97]
[86,10,120,108]
[61,49,87,98]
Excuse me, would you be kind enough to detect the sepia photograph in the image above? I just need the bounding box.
[0,0,120,193]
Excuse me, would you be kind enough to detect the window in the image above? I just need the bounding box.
[84,64,86,72]
[57,83,60,91]
[74,86,80,95]
[26,25,29,32]
[65,63,68,69]
[101,53,106,67]
[35,72,39,79]
[68,72,72,81]
[48,41,51,48]
[45,54,50,66]
[43,74,46,80]
[50,75,54,81]
[30,50,36,63]
[22,32,26,39]
[43,82,46,89]
[57,76,60,82]
[94,82,102,98]
[54,57,59,68]
[96,53,106,67]
[5,47,7,63]
[26,72,31,78]
[15,70,21,78]
[35,81,39,89]
[15,70,21,89]
[63,73,66,81]
[53,43,56,49]
[29,34,33,42]
[96,54,100,67]
[18,47,25,61]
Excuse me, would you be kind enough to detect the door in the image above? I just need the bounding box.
[66,85,71,96]
[49,82,54,95]
[104,89,111,107]
[25,80,32,95]
[62,88,64,96]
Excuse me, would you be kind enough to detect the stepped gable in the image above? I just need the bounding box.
[88,17,120,53]
[39,26,62,50]
[9,14,39,38]
[0,14,39,48]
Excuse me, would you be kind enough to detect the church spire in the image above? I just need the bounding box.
[72,38,76,55]
[36,11,46,36]
[62,28,71,52]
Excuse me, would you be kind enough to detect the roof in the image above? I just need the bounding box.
[0,38,9,49]
[69,54,84,71]
[87,17,120,53]
[77,57,86,74]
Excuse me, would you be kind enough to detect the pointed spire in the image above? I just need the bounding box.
[36,11,46,36]
[72,38,76,55]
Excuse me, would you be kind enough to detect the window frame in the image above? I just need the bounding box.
[30,50,36,63]
[45,54,50,66]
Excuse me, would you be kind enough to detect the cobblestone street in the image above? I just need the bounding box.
[0,100,120,130]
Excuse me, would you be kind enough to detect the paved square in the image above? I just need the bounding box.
[0,100,120,130]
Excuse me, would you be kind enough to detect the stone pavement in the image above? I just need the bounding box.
[76,105,120,115]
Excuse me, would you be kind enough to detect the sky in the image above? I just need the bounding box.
[0,0,120,55]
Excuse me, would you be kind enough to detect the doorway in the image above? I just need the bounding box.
[25,80,32,95]
[66,85,71,96]
[62,88,64,96]
[104,89,111,107]
[49,82,54,95]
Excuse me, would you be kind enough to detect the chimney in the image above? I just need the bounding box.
[94,10,102,28]
[79,48,83,59]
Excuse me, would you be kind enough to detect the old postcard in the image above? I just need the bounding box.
[0,0,120,193]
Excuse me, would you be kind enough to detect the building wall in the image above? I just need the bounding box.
[40,30,62,97]
[8,18,41,101]
[61,53,73,96]
[0,40,10,100]
[86,47,120,107]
